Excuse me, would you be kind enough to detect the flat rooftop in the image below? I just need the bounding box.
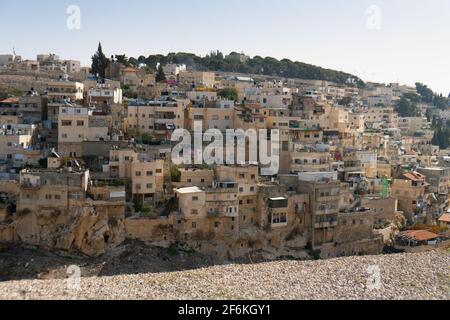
[175,186,203,194]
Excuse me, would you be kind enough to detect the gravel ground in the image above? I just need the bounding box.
[0,250,448,300]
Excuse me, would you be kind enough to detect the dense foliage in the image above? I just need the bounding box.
[217,87,239,101]
[395,93,421,117]
[91,42,109,80]
[431,118,450,149]
[155,64,166,82]
[113,50,365,87]
[415,82,449,110]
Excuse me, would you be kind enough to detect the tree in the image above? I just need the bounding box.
[338,96,352,106]
[115,54,129,66]
[431,118,449,149]
[433,94,448,110]
[170,166,181,182]
[128,57,138,67]
[115,51,365,86]
[91,42,109,80]
[415,83,434,103]
[395,94,420,117]
[218,87,239,102]
[156,64,166,82]
[139,132,155,145]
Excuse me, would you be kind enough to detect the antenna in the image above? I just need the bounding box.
[13,47,16,56]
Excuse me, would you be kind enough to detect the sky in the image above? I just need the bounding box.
[1,0,449,95]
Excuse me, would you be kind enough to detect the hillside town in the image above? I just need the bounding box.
[0,47,449,261]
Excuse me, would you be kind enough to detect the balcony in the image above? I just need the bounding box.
[207,210,220,218]
[20,181,41,189]
[268,197,288,209]
[109,161,119,167]
[207,206,238,218]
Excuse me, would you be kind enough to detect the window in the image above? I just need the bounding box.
[146,171,153,176]
[54,195,61,200]
[272,212,287,224]
[146,183,153,189]
[135,171,141,177]
[192,196,199,201]
[214,222,220,228]
[76,120,84,126]
[135,184,141,190]
[62,134,68,138]
[61,120,72,126]
[192,222,197,228]
[45,194,52,199]
[156,169,162,174]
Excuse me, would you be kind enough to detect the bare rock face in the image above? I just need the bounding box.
[0,224,14,243]
[375,213,407,246]
[12,205,125,257]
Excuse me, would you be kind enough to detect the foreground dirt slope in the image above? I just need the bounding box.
[0,250,448,300]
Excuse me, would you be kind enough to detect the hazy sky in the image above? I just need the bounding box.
[1,0,449,94]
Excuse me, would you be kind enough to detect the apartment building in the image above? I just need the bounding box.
[297,172,340,249]
[0,123,36,163]
[398,117,424,134]
[18,90,42,123]
[58,106,109,157]
[174,167,214,188]
[179,71,216,88]
[86,83,123,108]
[186,90,217,102]
[362,107,398,128]
[162,63,186,77]
[173,184,239,242]
[126,99,188,138]
[392,171,428,223]
[131,158,164,202]
[0,54,15,66]
[416,167,449,195]
[17,168,89,212]
[290,147,331,173]
[46,81,84,128]
[186,102,235,132]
